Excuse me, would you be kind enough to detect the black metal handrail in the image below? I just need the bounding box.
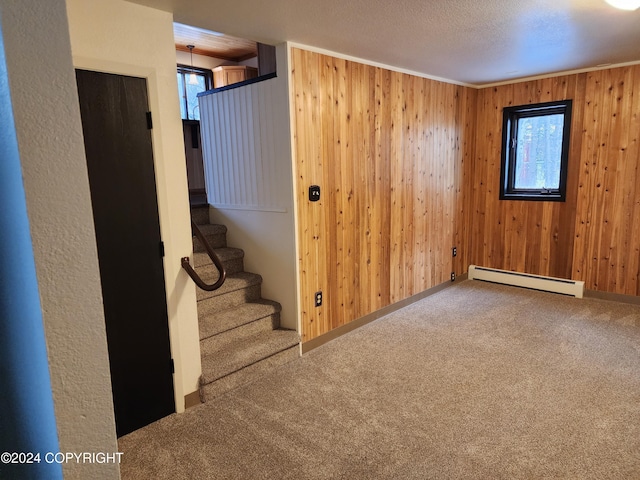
[181,220,226,291]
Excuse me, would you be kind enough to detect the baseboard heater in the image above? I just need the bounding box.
[468,265,584,298]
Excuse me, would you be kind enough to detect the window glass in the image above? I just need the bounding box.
[177,72,187,120]
[176,67,211,121]
[500,100,572,201]
[514,114,564,190]
[185,73,206,121]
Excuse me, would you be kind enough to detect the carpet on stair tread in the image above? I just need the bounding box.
[199,346,299,402]
[200,329,300,384]
[201,314,279,346]
[198,299,281,340]
[193,248,244,268]
[195,272,262,303]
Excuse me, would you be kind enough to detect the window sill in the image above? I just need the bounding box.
[500,192,565,202]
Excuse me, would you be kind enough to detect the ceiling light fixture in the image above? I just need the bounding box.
[186,44,199,85]
[604,0,640,10]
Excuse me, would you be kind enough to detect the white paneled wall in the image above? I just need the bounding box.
[196,43,298,331]
[199,77,288,212]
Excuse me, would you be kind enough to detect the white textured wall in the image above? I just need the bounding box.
[66,0,201,409]
[0,0,119,478]
[200,43,298,329]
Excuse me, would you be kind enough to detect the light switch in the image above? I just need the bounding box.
[309,185,320,202]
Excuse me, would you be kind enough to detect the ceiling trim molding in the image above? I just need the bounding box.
[288,42,640,90]
[286,41,475,88]
[479,60,640,89]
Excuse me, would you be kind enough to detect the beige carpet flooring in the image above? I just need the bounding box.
[119,280,640,479]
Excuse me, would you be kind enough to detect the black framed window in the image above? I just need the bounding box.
[500,100,572,201]
[177,65,212,121]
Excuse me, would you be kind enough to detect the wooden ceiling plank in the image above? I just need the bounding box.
[174,22,257,61]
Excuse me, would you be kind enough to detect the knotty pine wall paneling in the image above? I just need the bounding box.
[292,51,640,343]
[453,85,476,282]
[470,75,586,279]
[291,48,475,342]
[470,65,640,297]
[573,66,640,296]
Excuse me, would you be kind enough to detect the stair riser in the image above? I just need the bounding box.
[200,329,299,384]
[197,283,261,308]
[191,207,210,225]
[223,258,243,275]
[199,346,299,402]
[200,313,280,355]
[190,216,301,405]
[198,300,280,339]
[193,234,226,251]
[194,257,244,275]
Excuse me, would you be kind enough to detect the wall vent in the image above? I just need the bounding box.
[468,265,584,298]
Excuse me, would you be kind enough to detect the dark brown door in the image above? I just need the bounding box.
[75,69,175,437]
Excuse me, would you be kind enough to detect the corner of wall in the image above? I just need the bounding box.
[2,0,120,477]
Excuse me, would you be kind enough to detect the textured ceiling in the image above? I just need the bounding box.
[128,0,640,86]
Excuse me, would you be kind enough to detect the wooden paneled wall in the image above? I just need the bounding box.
[291,48,476,342]
[292,48,640,342]
[470,75,586,279]
[572,66,640,295]
[470,65,640,296]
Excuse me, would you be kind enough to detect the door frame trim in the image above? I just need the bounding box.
[72,56,201,413]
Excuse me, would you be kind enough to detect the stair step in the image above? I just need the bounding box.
[200,329,299,385]
[193,248,244,276]
[193,224,227,251]
[202,313,280,348]
[190,206,210,225]
[195,261,244,280]
[196,271,262,305]
[201,313,280,354]
[190,219,301,405]
[200,345,299,402]
[193,247,243,267]
[199,299,281,340]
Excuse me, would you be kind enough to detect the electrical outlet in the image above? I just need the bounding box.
[452,246,457,257]
[451,272,456,282]
[315,291,323,307]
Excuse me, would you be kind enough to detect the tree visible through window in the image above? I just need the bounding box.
[500,100,572,201]
[177,66,212,121]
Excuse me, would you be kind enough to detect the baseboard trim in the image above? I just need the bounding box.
[302,274,468,354]
[184,390,201,409]
[585,289,640,306]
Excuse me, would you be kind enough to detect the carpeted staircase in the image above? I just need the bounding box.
[190,207,300,402]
